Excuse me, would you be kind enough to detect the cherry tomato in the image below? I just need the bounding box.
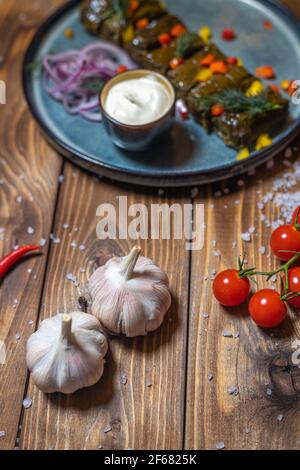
[249,289,287,328]
[270,224,300,261]
[213,269,250,307]
[292,205,300,225]
[211,104,225,117]
[286,267,300,309]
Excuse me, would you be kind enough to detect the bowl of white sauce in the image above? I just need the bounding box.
[99,69,176,151]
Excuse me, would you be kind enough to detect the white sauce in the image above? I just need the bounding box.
[104,74,172,125]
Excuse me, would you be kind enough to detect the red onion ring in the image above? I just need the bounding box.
[43,41,137,122]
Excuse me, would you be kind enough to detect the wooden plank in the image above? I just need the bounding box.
[185,0,300,450]
[20,164,191,450]
[0,0,64,450]
[185,140,300,449]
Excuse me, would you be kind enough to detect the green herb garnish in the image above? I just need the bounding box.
[175,33,201,58]
[199,89,281,116]
[81,77,105,93]
[112,0,131,20]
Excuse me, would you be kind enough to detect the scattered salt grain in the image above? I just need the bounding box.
[102,425,112,434]
[208,373,214,381]
[266,388,273,396]
[232,241,237,248]
[40,238,47,247]
[79,244,86,251]
[27,226,34,235]
[71,240,77,248]
[202,312,209,318]
[244,427,251,434]
[237,179,245,187]
[63,224,69,229]
[241,232,251,242]
[66,273,77,284]
[58,175,64,183]
[223,330,233,338]
[228,386,239,396]
[211,240,217,247]
[15,333,21,341]
[120,374,128,385]
[214,191,222,198]
[80,268,86,273]
[213,250,221,257]
[16,196,22,204]
[259,246,266,255]
[28,320,34,325]
[22,398,32,409]
[0,431,6,438]
[277,414,284,423]
[234,199,240,205]
[215,442,225,450]
[248,227,256,234]
[223,188,229,195]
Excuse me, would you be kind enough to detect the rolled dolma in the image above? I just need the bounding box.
[187,65,255,131]
[129,14,185,51]
[211,90,289,148]
[81,0,166,44]
[168,44,226,99]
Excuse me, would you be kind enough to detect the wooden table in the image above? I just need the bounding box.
[0,0,300,451]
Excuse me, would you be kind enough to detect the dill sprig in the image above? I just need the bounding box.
[176,33,201,58]
[112,0,130,20]
[199,89,281,116]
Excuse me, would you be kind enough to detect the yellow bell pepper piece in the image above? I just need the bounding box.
[246,80,264,96]
[281,79,290,90]
[122,25,135,44]
[64,27,74,40]
[255,134,273,151]
[237,58,244,67]
[236,148,250,160]
[198,26,212,43]
[196,68,213,82]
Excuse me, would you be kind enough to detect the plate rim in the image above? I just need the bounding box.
[22,0,300,187]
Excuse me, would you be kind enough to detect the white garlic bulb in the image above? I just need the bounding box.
[88,246,171,337]
[26,312,108,394]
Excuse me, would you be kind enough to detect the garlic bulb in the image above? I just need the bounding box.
[88,246,171,337]
[26,312,108,394]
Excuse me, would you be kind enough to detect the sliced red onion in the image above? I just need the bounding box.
[42,40,137,122]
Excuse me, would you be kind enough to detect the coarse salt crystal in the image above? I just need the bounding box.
[241,232,251,242]
[23,398,32,409]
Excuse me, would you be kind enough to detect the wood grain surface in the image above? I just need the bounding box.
[0,0,300,451]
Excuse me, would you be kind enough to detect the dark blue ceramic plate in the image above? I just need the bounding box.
[23,0,300,187]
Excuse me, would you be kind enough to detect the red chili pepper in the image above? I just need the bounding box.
[117,65,128,74]
[159,33,172,46]
[268,84,280,94]
[0,245,40,280]
[211,104,225,117]
[200,53,215,66]
[227,56,238,65]
[255,65,275,79]
[170,24,186,38]
[210,60,229,75]
[221,28,236,40]
[263,20,273,30]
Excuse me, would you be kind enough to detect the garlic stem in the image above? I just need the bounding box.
[120,246,141,280]
[61,314,73,343]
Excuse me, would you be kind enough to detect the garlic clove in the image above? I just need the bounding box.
[88,246,172,337]
[26,312,108,394]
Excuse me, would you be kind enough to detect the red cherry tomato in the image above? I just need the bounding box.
[249,289,287,328]
[221,28,236,40]
[270,224,300,261]
[213,269,250,307]
[286,267,300,309]
[292,205,300,225]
